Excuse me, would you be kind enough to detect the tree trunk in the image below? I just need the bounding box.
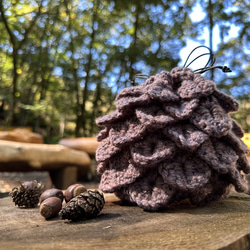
[80,0,99,136]
[63,0,82,137]
[128,2,141,85]
[89,82,101,136]
[208,0,214,80]
[0,2,17,125]
[0,2,42,126]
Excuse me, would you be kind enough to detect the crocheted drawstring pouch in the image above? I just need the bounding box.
[95,47,250,211]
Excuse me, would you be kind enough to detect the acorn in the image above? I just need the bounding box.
[64,184,87,203]
[9,180,44,208]
[40,197,62,219]
[39,188,64,204]
[60,190,105,221]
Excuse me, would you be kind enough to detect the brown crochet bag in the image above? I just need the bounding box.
[95,47,250,211]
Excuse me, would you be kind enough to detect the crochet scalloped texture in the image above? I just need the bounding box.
[95,67,250,211]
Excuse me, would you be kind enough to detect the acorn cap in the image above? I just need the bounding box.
[64,184,87,203]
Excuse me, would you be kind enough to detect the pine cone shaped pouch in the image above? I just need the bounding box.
[95,46,250,211]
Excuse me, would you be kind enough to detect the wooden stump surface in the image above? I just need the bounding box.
[1,189,250,250]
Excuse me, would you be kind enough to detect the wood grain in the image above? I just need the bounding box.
[0,190,250,250]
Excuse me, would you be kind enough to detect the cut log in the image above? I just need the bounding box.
[59,137,100,157]
[0,128,43,144]
[0,140,91,171]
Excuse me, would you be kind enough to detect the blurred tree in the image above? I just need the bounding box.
[0,0,43,125]
[191,0,250,131]
[0,0,249,141]
[53,0,194,137]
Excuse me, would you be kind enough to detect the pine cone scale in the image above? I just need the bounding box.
[60,190,105,221]
[10,181,44,208]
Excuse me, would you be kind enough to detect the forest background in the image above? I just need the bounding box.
[0,0,249,143]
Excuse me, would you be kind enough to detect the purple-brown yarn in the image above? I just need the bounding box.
[95,67,250,211]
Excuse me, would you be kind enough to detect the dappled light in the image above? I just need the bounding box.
[0,0,249,139]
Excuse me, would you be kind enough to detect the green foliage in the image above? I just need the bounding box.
[0,0,249,142]
[191,0,250,132]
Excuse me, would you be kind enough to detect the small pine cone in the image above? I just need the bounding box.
[60,190,105,221]
[9,181,44,208]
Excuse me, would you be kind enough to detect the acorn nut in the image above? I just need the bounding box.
[40,197,62,219]
[39,188,64,204]
[64,184,87,203]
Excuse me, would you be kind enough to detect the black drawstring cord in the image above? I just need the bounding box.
[128,74,150,86]
[127,45,232,84]
[194,65,232,74]
[184,45,232,74]
[183,45,215,69]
